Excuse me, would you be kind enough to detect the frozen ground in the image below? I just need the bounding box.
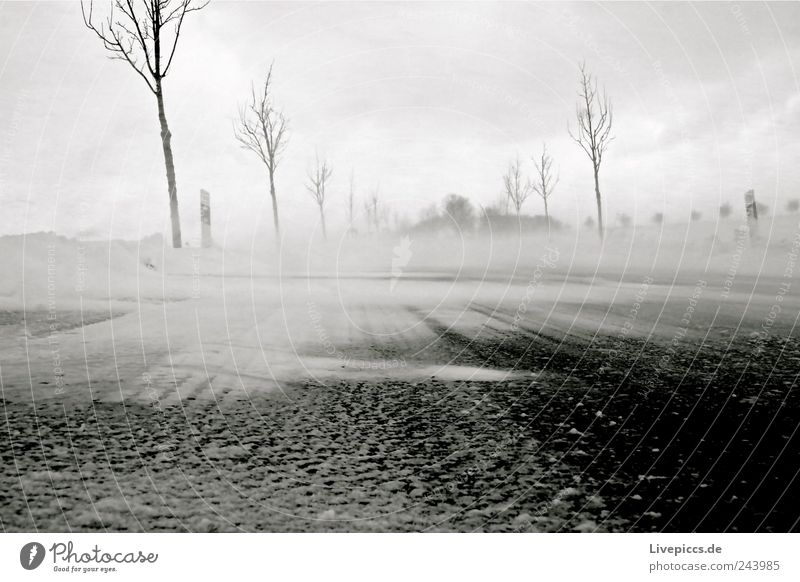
[1,221,799,531]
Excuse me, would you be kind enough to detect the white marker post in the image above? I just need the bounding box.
[744,189,758,241]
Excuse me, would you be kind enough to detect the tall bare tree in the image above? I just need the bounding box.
[364,185,380,234]
[569,62,613,241]
[346,168,356,235]
[306,153,333,240]
[503,155,532,216]
[82,0,209,248]
[531,143,559,228]
[378,199,392,231]
[234,63,289,245]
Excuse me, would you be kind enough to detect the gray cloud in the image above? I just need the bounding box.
[1,1,798,242]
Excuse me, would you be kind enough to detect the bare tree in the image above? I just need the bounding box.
[363,199,374,234]
[347,168,356,235]
[234,63,290,245]
[306,153,333,240]
[531,144,559,228]
[82,0,209,248]
[569,62,613,241]
[378,201,391,232]
[364,185,380,234]
[502,155,532,216]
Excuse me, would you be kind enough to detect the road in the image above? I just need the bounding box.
[1,270,798,531]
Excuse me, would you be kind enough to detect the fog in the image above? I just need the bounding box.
[3,1,799,536]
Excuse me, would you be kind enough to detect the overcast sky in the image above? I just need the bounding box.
[1,1,799,244]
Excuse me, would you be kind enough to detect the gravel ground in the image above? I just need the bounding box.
[2,318,797,532]
[0,379,621,532]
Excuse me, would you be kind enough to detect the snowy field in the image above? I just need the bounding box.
[1,219,799,531]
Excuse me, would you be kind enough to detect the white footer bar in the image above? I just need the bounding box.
[1,533,797,581]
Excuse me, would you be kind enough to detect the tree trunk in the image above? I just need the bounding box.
[593,165,604,241]
[544,197,550,237]
[348,198,354,236]
[268,168,280,244]
[156,83,182,248]
[319,205,327,241]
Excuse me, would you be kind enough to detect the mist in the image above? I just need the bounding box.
[2,0,799,537]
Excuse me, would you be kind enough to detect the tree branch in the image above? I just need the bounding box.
[82,0,208,94]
